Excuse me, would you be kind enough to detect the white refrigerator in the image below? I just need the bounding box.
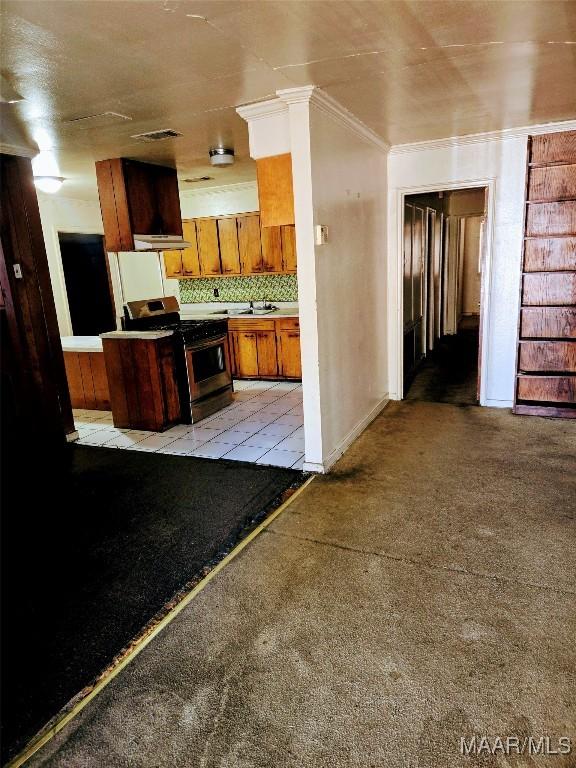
[108,251,180,327]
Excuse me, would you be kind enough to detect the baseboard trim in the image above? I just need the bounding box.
[483,398,513,408]
[304,395,390,474]
[65,431,79,442]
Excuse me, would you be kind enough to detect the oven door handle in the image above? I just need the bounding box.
[186,333,228,351]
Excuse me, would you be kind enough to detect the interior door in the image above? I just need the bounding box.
[426,209,436,352]
[412,206,425,359]
[59,233,115,335]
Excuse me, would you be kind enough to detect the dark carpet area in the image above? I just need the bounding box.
[405,325,479,405]
[1,443,300,764]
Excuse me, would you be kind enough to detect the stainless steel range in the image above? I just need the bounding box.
[123,297,233,422]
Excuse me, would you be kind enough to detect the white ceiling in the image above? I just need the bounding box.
[1,0,575,199]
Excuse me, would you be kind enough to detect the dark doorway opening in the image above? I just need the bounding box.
[59,233,115,335]
[402,188,487,405]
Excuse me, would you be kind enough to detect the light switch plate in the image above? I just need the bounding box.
[315,224,329,245]
[13,263,23,279]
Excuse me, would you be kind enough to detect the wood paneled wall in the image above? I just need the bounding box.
[0,154,75,444]
[514,130,576,418]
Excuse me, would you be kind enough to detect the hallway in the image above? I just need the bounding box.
[27,399,576,767]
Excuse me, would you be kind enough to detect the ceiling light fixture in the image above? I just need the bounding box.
[209,147,235,166]
[34,176,66,194]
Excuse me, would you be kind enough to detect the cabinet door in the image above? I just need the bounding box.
[261,226,283,272]
[181,220,201,276]
[281,225,297,272]
[238,214,262,274]
[256,330,278,377]
[217,217,241,275]
[233,332,259,377]
[256,153,295,227]
[278,330,302,378]
[163,249,183,278]
[196,218,221,275]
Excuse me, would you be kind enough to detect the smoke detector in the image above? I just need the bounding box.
[209,147,234,166]
[132,129,182,142]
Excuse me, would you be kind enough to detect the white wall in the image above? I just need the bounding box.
[388,135,529,408]
[37,194,104,336]
[179,181,258,218]
[308,106,389,468]
[239,88,389,472]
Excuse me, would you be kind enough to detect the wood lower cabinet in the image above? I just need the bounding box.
[229,317,300,380]
[514,129,576,418]
[64,350,110,410]
[277,318,301,378]
[102,334,181,431]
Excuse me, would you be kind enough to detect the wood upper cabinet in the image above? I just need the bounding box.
[281,225,297,272]
[181,220,201,276]
[260,226,283,272]
[95,158,183,252]
[163,220,201,278]
[217,217,241,275]
[237,214,262,273]
[196,218,221,275]
[257,153,295,227]
[162,211,297,278]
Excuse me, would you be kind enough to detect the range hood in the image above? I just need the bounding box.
[133,234,190,251]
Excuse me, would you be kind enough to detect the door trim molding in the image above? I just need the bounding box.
[392,178,496,406]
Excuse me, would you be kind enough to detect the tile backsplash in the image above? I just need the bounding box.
[179,274,298,304]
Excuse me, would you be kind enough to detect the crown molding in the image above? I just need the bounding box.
[236,97,287,123]
[0,141,37,158]
[277,86,390,153]
[179,180,257,198]
[389,119,576,155]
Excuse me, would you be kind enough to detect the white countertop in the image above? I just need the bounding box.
[180,303,299,320]
[60,336,103,353]
[100,331,174,340]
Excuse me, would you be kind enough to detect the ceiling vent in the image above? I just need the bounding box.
[132,129,182,142]
[65,112,132,127]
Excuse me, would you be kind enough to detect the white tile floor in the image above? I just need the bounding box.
[74,380,305,470]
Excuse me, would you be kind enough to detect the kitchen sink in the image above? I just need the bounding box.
[211,307,276,315]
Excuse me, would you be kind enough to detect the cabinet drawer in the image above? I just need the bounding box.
[521,307,576,338]
[525,201,576,237]
[518,341,576,372]
[522,273,576,306]
[524,238,576,272]
[228,318,276,332]
[530,131,576,166]
[276,317,299,331]
[528,164,576,202]
[517,375,576,403]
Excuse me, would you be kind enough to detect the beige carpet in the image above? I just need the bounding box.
[30,401,576,768]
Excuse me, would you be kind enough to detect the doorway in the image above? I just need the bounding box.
[402,187,487,405]
[59,233,115,336]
